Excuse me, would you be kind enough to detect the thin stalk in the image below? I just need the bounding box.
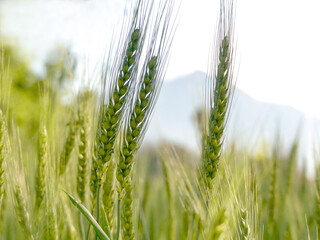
[95,183,101,240]
[79,213,85,240]
[116,198,121,240]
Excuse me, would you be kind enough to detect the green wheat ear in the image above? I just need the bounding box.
[117,1,177,237]
[90,27,141,211]
[116,56,159,240]
[117,56,157,188]
[77,109,88,203]
[94,28,141,180]
[59,118,79,176]
[239,208,250,240]
[14,185,34,240]
[201,1,235,191]
[35,126,48,210]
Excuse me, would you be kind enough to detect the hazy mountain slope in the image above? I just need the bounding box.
[144,71,318,169]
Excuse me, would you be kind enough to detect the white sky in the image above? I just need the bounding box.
[1,0,320,118]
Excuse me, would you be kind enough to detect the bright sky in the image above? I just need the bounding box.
[1,0,320,118]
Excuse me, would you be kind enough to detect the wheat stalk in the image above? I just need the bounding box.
[0,110,6,215]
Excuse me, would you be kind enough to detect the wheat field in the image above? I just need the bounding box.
[0,0,318,239]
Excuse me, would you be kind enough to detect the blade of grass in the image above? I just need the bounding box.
[65,191,110,240]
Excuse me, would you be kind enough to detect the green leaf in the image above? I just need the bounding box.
[65,191,110,240]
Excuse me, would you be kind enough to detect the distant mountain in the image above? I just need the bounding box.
[143,71,318,171]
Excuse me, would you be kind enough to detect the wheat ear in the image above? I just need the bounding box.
[239,208,250,240]
[14,185,34,240]
[59,118,79,176]
[90,27,141,210]
[94,28,141,180]
[77,110,88,203]
[35,126,47,210]
[117,57,158,240]
[117,56,157,188]
[118,0,177,232]
[201,0,235,191]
